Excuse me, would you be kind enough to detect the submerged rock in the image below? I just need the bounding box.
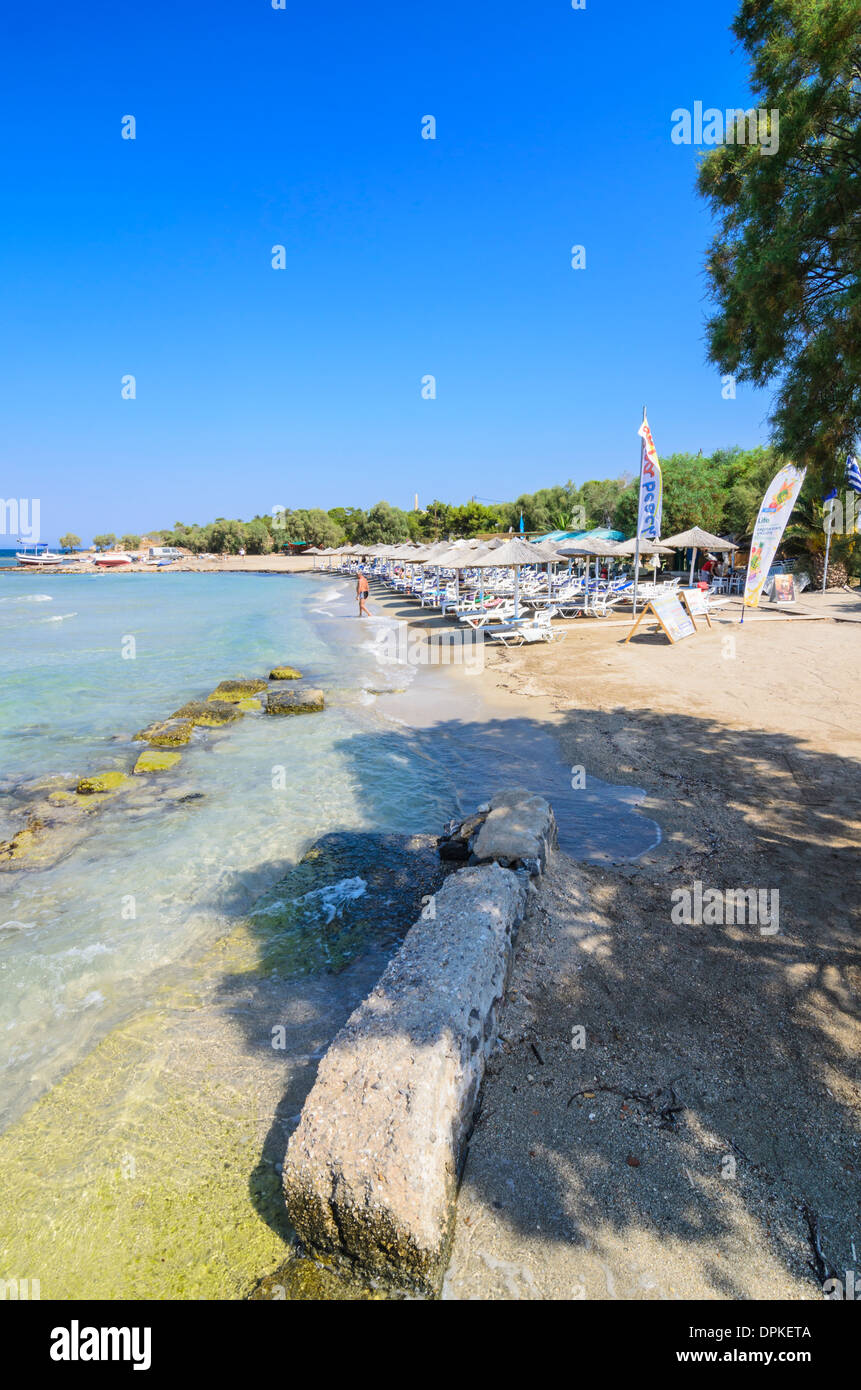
[266,688,325,716]
[76,771,130,795]
[133,750,182,774]
[172,700,243,727]
[0,796,102,871]
[0,816,49,867]
[47,790,81,807]
[438,809,489,861]
[269,666,302,681]
[237,697,263,712]
[207,679,269,703]
[246,831,447,977]
[134,718,194,747]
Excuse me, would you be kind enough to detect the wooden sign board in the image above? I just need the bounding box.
[680,586,713,627]
[625,591,698,645]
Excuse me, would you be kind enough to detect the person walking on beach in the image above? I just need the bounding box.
[356,570,370,617]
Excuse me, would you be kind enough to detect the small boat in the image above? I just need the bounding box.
[15,544,65,568]
[94,552,133,569]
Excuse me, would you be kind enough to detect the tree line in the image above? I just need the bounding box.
[58,443,857,576]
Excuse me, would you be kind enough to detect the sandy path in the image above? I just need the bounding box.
[434,592,861,1299]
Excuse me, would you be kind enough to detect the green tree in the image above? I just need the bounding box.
[120,534,142,550]
[417,501,453,540]
[92,533,117,551]
[242,519,274,554]
[614,453,730,536]
[510,492,554,534]
[720,446,781,536]
[576,477,632,530]
[446,501,504,536]
[58,532,81,552]
[301,509,344,548]
[353,501,411,544]
[697,0,861,482]
[208,519,245,554]
[327,507,364,542]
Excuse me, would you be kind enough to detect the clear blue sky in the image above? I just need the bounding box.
[1,0,771,542]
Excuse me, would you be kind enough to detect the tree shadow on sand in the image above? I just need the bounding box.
[217,704,859,1298]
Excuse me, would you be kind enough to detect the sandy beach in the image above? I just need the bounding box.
[359,578,861,1299]
[2,566,858,1301]
[0,554,322,578]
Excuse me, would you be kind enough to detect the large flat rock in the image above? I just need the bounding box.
[471,788,557,875]
[266,688,324,715]
[283,862,528,1293]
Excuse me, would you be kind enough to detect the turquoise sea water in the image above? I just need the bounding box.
[0,572,658,1132]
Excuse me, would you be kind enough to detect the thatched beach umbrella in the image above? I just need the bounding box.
[467,536,547,620]
[318,545,340,570]
[661,527,734,584]
[614,536,674,576]
[530,541,566,562]
[614,537,675,555]
[555,537,623,602]
[421,541,488,604]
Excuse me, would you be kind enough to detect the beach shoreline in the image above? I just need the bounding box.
[340,576,861,1299]
[2,568,859,1300]
[422,595,860,1300]
[0,555,321,578]
[1,569,599,1300]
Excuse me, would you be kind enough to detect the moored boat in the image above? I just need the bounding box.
[15,545,65,568]
[94,552,133,568]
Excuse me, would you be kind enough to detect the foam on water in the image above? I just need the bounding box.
[0,593,54,603]
[295,875,368,924]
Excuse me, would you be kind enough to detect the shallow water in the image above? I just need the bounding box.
[0,572,658,1132]
[0,571,660,1298]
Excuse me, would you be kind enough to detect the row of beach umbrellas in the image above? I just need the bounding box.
[304,527,736,616]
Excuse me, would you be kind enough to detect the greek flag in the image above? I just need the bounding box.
[846,455,861,494]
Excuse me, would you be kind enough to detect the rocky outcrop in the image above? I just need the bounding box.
[171,700,243,726]
[207,679,269,703]
[471,789,557,876]
[0,786,109,870]
[437,788,557,877]
[269,666,302,680]
[133,750,182,774]
[266,688,325,715]
[76,772,130,795]
[283,860,529,1294]
[134,718,194,747]
[437,808,489,862]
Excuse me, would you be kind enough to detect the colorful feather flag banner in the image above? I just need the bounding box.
[636,415,663,540]
[743,463,807,609]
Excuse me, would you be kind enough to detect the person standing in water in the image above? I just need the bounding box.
[356,569,370,617]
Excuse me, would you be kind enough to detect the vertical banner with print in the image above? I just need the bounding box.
[636,415,663,540]
[743,463,807,608]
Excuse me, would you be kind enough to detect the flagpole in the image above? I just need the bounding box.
[822,518,833,594]
[632,405,646,619]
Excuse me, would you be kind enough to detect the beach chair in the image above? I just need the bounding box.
[485,608,567,646]
[458,599,517,629]
[590,580,633,617]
